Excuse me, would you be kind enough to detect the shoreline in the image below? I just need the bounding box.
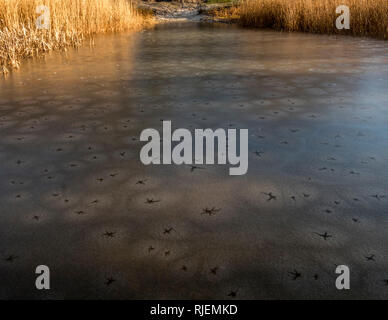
[136,1,237,23]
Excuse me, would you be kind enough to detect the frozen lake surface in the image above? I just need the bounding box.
[1,22,388,299]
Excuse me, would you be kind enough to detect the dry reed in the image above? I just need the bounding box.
[0,0,151,74]
[238,0,388,39]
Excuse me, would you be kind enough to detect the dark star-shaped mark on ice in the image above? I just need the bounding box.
[288,270,302,280]
[262,192,276,201]
[201,207,220,216]
[145,198,160,204]
[103,231,116,238]
[210,267,218,275]
[163,227,174,235]
[5,255,18,262]
[105,277,116,286]
[227,290,237,298]
[365,254,375,262]
[315,232,332,241]
[371,194,386,200]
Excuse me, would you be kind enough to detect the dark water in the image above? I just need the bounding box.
[1,22,388,299]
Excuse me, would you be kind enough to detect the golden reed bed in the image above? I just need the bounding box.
[0,0,151,74]
[238,0,388,39]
